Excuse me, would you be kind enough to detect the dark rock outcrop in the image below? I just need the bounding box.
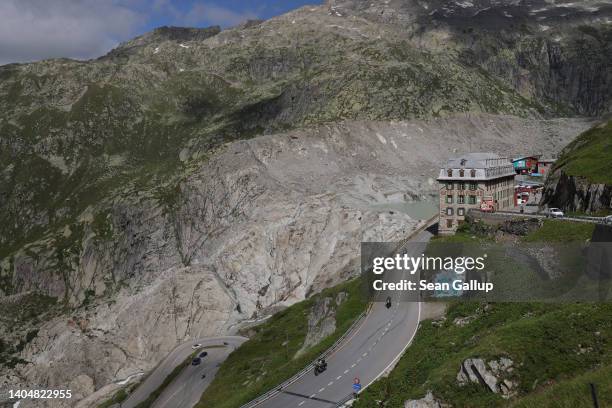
[296,292,347,357]
[499,218,543,236]
[457,357,517,398]
[541,171,612,214]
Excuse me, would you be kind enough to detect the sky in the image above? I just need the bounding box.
[0,0,323,65]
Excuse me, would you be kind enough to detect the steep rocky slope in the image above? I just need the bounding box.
[329,0,612,116]
[0,0,610,405]
[0,115,593,406]
[541,120,612,214]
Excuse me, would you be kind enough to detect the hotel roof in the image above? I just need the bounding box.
[438,153,515,181]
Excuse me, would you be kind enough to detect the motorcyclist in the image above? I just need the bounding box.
[314,358,327,375]
[352,377,362,397]
[385,296,392,309]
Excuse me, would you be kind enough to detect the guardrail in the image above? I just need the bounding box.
[334,393,354,407]
[240,215,440,408]
[395,214,439,252]
[469,209,605,224]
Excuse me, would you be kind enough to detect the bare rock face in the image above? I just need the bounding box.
[296,292,346,357]
[542,171,612,214]
[457,357,517,398]
[404,391,447,408]
[1,114,591,405]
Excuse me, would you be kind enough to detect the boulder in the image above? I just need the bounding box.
[404,391,447,408]
[457,357,517,398]
[295,293,346,357]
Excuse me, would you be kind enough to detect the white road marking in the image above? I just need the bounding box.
[344,369,349,374]
[298,401,305,406]
[328,381,334,386]
[318,388,325,393]
[351,363,356,368]
[363,302,422,390]
[310,394,316,398]
[362,352,368,357]
[337,376,342,380]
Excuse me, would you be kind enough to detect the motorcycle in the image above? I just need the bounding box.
[314,360,327,376]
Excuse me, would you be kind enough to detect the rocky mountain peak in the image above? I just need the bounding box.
[104,25,221,59]
[325,0,612,29]
[147,25,222,42]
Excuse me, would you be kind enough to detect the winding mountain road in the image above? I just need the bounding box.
[247,228,434,408]
[127,220,436,408]
[122,336,247,408]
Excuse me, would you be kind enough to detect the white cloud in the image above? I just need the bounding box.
[0,0,262,65]
[152,1,260,28]
[0,0,144,65]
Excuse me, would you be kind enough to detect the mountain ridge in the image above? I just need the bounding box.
[0,1,610,405]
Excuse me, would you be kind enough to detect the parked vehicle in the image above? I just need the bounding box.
[192,343,202,350]
[480,197,495,213]
[604,215,612,225]
[546,208,564,218]
[192,357,202,366]
[199,351,208,358]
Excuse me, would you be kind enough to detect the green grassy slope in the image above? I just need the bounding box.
[552,120,612,184]
[522,220,595,243]
[510,364,612,408]
[355,302,611,408]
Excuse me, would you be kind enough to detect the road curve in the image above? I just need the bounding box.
[250,229,433,408]
[122,336,247,408]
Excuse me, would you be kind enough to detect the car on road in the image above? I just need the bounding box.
[604,215,612,225]
[192,357,202,366]
[546,208,564,218]
[192,343,202,350]
[199,351,208,358]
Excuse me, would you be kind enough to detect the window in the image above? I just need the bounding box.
[458,208,465,216]
[447,169,452,177]
[458,183,465,190]
[459,169,465,177]
[446,207,454,216]
[470,169,476,177]
[469,182,477,190]
[458,195,465,204]
[468,195,476,204]
[446,182,454,190]
[447,219,453,228]
[446,195,453,204]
